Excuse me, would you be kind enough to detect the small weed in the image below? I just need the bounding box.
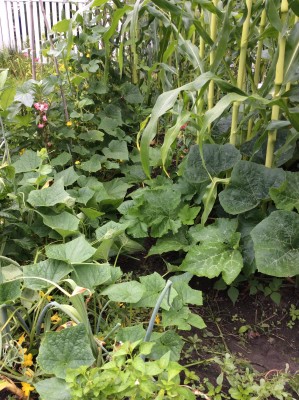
[287,304,299,329]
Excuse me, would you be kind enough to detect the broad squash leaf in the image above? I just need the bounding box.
[28,179,75,208]
[37,324,95,379]
[41,212,80,237]
[45,236,96,263]
[35,378,71,400]
[23,259,72,289]
[270,171,299,212]
[13,150,40,173]
[0,281,21,304]
[219,161,285,214]
[251,210,299,277]
[185,143,241,183]
[101,281,145,303]
[179,219,243,284]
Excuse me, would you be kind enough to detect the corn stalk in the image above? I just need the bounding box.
[207,0,218,120]
[265,0,288,168]
[247,8,267,140]
[229,0,253,145]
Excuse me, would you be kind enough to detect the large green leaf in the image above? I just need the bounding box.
[161,112,190,171]
[27,179,75,208]
[23,259,72,290]
[270,171,299,212]
[140,187,182,238]
[148,229,190,256]
[0,281,21,304]
[149,331,184,361]
[251,211,299,277]
[122,83,144,104]
[139,72,220,177]
[71,263,121,289]
[283,22,299,83]
[45,236,96,264]
[185,144,241,183]
[13,150,40,173]
[134,273,177,310]
[95,221,128,241]
[102,140,129,161]
[41,212,80,237]
[35,378,71,400]
[219,161,285,214]
[101,281,145,303]
[54,167,79,186]
[51,152,72,167]
[289,0,299,16]
[179,243,243,285]
[96,179,131,207]
[179,219,243,284]
[265,0,282,32]
[80,155,102,173]
[37,324,95,379]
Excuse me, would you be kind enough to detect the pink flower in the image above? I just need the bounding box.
[34,102,40,110]
[23,52,29,58]
[39,102,49,112]
[37,123,45,129]
[35,58,39,62]
[42,115,47,122]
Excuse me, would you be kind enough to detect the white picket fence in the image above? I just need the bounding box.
[0,0,87,58]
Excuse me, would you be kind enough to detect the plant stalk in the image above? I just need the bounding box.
[230,0,253,145]
[207,0,218,125]
[265,0,288,168]
[247,8,266,140]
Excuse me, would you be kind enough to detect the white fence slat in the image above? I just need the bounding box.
[32,1,41,58]
[0,0,91,54]
[64,2,71,19]
[19,0,27,48]
[6,0,16,48]
[52,2,58,27]
[12,2,22,50]
[0,0,11,48]
[25,0,33,54]
[45,0,51,34]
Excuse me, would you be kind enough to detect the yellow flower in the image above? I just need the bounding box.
[39,290,53,302]
[51,313,61,323]
[18,333,26,346]
[86,53,90,58]
[23,352,33,367]
[66,121,72,127]
[155,314,161,325]
[19,148,26,155]
[59,63,66,72]
[75,160,81,165]
[21,382,34,397]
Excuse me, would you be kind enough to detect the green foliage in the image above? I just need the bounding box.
[0,1,299,398]
[65,345,195,400]
[37,324,95,379]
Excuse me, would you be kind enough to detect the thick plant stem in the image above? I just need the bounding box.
[230,0,253,145]
[208,0,218,118]
[247,8,266,140]
[265,0,288,168]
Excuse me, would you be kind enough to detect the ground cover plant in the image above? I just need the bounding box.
[0,0,299,398]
